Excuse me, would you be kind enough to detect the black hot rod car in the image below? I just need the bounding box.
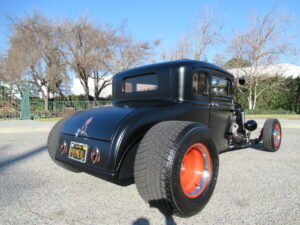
[48,60,282,217]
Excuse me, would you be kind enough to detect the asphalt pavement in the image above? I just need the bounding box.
[0,120,299,225]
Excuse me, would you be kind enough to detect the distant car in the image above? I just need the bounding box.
[48,60,282,217]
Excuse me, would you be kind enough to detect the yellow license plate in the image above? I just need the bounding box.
[68,142,88,163]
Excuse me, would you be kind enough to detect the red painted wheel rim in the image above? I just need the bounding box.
[273,124,281,147]
[180,143,212,198]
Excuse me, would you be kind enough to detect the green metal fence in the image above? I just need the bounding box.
[30,100,112,119]
[1,80,112,119]
[0,82,23,119]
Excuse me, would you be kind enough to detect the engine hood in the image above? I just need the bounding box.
[61,105,134,141]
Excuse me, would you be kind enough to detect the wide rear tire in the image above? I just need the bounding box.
[134,121,218,217]
[263,118,282,152]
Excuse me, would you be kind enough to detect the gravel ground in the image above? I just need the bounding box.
[0,121,299,225]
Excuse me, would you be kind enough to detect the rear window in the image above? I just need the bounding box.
[123,74,158,93]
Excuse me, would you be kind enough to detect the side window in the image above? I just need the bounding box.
[211,75,230,98]
[192,71,208,96]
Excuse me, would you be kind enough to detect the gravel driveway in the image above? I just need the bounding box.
[0,120,299,225]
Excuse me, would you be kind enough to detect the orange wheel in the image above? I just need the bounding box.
[180,143,211,198]
[273,124,281,148]
[134,121,218,217]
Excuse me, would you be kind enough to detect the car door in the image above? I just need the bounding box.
[208,71,234,151]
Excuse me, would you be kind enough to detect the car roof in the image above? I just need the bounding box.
[115,59,234,79]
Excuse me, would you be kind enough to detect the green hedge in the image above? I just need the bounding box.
[235,77,300,114]
[245,109,296,115]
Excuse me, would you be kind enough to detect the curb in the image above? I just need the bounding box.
[0,127,52,134]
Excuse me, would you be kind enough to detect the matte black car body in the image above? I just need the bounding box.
[55,60,235,182]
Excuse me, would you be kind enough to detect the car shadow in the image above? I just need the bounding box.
[132,216,176,225]
[0,145,47,170]
[114,177,134,186]
[132,218,150,225]
[132,199,177,225]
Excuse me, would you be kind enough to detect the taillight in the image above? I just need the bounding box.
[91,147,101,164]
[61,141,68,154]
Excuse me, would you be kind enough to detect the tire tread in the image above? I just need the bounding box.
[134,121,199,216]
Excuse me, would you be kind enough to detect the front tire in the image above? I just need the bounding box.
[134,121,219,217]
[263,118,282,152]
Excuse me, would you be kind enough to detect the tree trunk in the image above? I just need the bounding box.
[253,86,257,110]
[253,95,257,110]
[79,78,90,100]
[248,89,253,109]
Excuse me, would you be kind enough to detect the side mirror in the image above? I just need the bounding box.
[239,77,246,85]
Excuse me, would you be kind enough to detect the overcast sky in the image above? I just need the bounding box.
[1,0,299,65]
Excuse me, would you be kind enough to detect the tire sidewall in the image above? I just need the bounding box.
[169,124,219,217]
[264,119,282,152]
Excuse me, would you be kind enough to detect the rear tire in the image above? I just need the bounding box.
[263,118,282,152]
[47,118,80,172]
[134,121,218,217]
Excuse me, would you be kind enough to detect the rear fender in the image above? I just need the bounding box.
[110,103,203,177]
[111,108,188,177]
[114,123,154,179]
[115,120,209,180]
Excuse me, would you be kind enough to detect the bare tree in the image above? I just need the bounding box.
[167,8,223,61]
[213,53,226,67]
[92,32,159,98]
[229,9,296,109]
[59,16,157,100]
[192,9,223,60]
[169,36,193,60]
[58,16,104,100]
[0,54,6,80]
[6,13,68,111]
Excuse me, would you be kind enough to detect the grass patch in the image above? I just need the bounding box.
[246,114,300,120]
[36,117,62,122]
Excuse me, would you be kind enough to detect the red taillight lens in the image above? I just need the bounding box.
[91,147,101,164]
[61,141,68,154]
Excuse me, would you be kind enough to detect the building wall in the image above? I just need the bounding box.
[71,78,112,98]
[228,63,300,78]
